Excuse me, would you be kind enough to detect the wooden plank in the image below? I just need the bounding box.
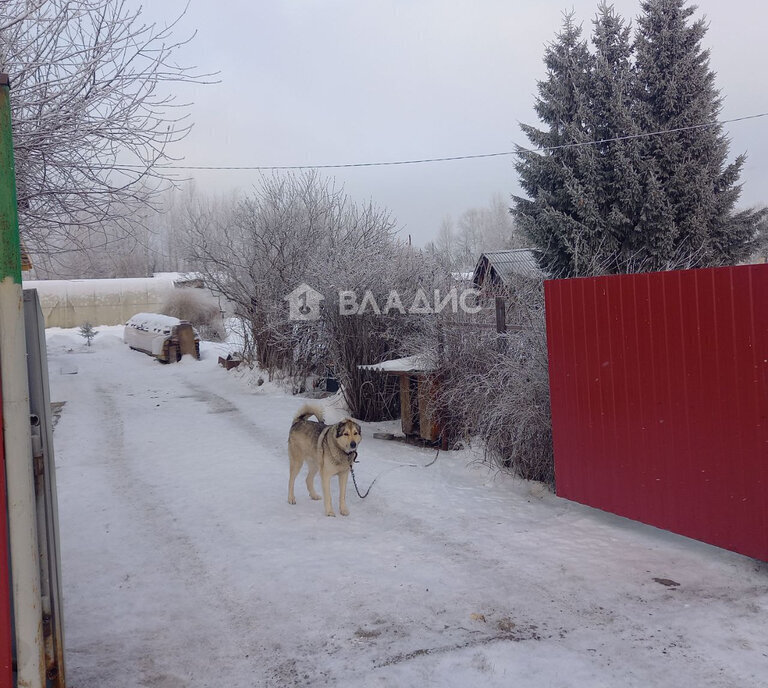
[399,374,414,435]
[417,377,439,442]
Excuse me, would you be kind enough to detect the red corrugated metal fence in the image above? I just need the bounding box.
[545,264,768,561]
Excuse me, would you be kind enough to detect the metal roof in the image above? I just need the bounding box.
[472,249,545,288]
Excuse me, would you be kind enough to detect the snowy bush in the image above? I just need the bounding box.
[183,171,442,419]
[417,275,554,485]
[161,288,226,342]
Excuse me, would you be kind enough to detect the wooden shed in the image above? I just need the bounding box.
[361,355,444,445]
[472,248,544,293]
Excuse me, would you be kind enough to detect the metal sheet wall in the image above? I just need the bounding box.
[545,264,768,561]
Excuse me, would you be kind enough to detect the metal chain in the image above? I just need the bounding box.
[350,464,375,499]
[349,448,440,499]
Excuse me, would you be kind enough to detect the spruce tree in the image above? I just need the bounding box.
[514,7,642,276]
[513,13,595,277]
[632,0,759,268]
[588,3,644,269]
[515,0,763,275]
[79,322,98,347]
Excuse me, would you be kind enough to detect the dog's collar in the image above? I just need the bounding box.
[347,450,358,464]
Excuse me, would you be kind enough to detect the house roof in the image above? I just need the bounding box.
[359,354,435,374]
[472,249,544,288]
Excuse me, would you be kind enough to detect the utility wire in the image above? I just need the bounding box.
[115,111,768,172]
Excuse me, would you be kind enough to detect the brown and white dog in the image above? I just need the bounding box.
[288,404,362,517]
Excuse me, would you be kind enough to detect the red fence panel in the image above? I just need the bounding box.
[545,264,768,561]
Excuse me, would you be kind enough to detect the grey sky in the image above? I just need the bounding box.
[152,0,768,246]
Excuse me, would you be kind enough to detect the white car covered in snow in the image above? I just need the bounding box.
[124,312,200,363]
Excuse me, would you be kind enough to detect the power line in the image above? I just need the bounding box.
[117,111,768,172]
[522,112,768,154]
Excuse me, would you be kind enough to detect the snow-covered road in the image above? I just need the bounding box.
[47,327,767,687]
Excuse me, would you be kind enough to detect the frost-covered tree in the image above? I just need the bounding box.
[184,171,436,420]
[457,194,527,257]
[0,0,211,273]
[78,322,98,347]
[587,3,643,267]
[515,0,764,276]
[428,194,528,271]
[512,13,595,276]
[632,0,760,268]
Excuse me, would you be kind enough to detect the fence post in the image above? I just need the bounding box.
[0,73,46,688]
[495,296,507,353]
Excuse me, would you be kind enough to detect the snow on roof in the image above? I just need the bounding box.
[451,271,474,282]
[359,354,435,373]
[126,312,183,332]
[154,272,206,286]
[152,272,187,280]
[23,275,178,299]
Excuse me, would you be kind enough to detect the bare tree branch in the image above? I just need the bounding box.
[0,0,216,271]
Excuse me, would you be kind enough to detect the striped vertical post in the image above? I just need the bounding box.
[0,73,45,688]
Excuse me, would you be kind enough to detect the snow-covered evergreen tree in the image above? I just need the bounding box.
[513,13,594,277]
[515,0,764,276]
[79,322,98,347]
[633,0,760,268]
[588,3,644,269]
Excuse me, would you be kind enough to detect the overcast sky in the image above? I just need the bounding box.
[149,0,768,246]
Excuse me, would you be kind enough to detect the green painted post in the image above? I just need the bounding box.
[0,70,12,688]
[0,74,21,284]
[0,72,46,688]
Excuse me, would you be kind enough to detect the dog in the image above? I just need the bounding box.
[288,404,362,517]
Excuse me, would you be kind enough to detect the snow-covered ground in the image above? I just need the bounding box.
[47,326,767,687]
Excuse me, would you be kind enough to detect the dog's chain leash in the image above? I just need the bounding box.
[348,448,440,499]
[347,451,374,499]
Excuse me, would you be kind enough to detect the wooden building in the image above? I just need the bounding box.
[472,249,544,294]
[360,355,443,445]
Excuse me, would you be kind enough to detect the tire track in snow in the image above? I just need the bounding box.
[93,368,321,687]
[162,374,685,685]
[91,381,274,686]
[67,358,763,688]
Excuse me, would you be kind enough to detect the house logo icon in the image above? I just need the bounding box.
[284,283,324,321]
